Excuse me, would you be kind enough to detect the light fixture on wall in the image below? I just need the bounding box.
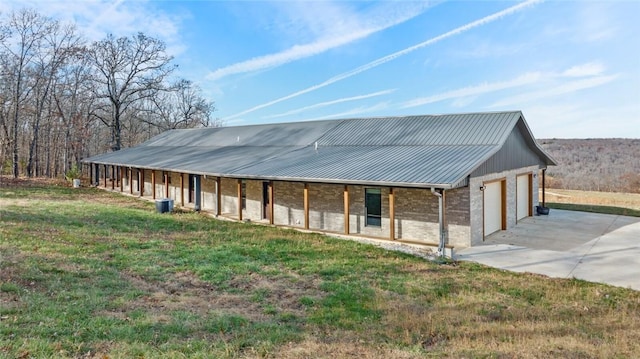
[533,173,537,178]
[479,185,486,191]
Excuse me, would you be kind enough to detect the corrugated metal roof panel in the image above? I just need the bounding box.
[229,145,497,186]
[314,112,520,146]
[143,119,342,147]
[86,146,303,175]
[84,111,554,188]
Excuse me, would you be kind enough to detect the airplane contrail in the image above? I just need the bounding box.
[226,0,543,120]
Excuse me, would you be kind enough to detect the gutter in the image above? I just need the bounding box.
[430,187,446,257]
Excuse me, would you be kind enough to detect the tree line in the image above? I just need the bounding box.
[539,138,640,194]
[0,8,217,179]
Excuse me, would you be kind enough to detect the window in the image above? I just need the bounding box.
[365,188,381,226]
[241,180,247,209]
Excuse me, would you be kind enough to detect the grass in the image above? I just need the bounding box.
[544,188,640,217]
[546,202,640,217]
[543,188,640,212]
[1,180,640,358]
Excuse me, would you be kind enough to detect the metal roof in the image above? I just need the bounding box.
[84,111,556,189]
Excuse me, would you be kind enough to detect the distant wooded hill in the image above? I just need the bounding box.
[538,139,640,193]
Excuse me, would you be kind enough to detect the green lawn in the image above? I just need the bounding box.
[546,202,640,217]
[1,182,639,358]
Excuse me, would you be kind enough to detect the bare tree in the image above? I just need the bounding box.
[0,9,219,179]
[0,22,9,174]
[540,138,640,193]
[87,33,176,152]
[142,79,217,132]
[53,45,94,176]
[25,20,82,177]
[0,9,50,177]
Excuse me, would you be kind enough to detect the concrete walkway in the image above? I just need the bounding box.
[456,209,640,291]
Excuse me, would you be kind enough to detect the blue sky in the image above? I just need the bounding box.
[2,0,639,138]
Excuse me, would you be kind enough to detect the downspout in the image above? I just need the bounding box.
[431,187,445,257]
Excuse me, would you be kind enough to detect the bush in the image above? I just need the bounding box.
[64,164,81,182]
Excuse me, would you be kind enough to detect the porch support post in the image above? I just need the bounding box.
[237,179,243,221]
[528,173,533,216]
[139,169,144,197]
[542,169,546,207]
[268,181,274,225]
[389,187,395,240]
[501,181,506,230]
[343,185,349,235]
[180,173,184,207]
[164,172,169,198]
[216,177,221,216]
[89,164,93,186]
[103,165,107,187]
[129,168,133,194]
[110,166,115,190]
[151,170,156,199]
[303,183,309,229]
[193,175,201,211]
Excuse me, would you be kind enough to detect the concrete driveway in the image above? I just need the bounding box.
[456,209,640,291]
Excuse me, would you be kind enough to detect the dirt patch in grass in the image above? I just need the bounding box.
[270,338,426,359]
[0,175,66,188]
[110,271,252,322]
[110,270,325,323]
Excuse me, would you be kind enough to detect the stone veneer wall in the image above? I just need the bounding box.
[445,187,471,247]
[469,165,540,246]
[273,181,305,227]
[132,169,141,195]
[129,169,476,247]
[220,177,239,217]
[392,187,438,243]
[217,178,263,220]
[201,176,216,211]
[308,183,344,233]
[113,166,551,249]
[244,180,263,221]
[142,170,151,197]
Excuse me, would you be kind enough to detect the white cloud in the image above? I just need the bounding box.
[575,3,617,42]
[402,72,543,108]
[401,61,612,109]
[1,0,187,55]
[298,102,392,122]
[225,0,543,120]
[490,74,618,108]
[562,62,605,77]
[207,1,433,81]
[264,89,396,119]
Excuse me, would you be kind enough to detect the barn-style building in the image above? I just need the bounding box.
[83,111,556,252]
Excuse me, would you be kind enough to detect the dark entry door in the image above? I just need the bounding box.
[263,182,270,220]
[188,174,195,203]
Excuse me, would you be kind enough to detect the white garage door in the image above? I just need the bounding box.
[484,181,503,236]
[516,174,530,221]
